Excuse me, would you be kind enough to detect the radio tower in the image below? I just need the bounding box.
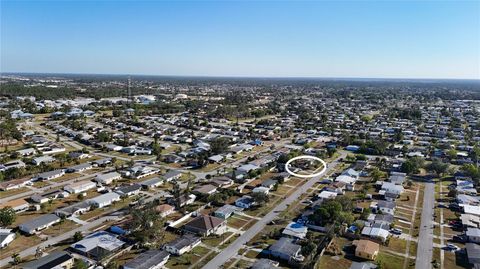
[127,76,132,105]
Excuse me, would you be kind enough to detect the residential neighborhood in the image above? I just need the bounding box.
[0,75,479,269]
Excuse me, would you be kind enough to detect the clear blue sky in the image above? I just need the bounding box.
[1,0,479,79]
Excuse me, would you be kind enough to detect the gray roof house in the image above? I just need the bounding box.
[140,177,163,189]
[269,237,304,263]
[214,205,238,219]
[466,243,480,268]
[164,234,201,256]
[123,250,170,269]
[19,214,61,234]
[22,251,74,269]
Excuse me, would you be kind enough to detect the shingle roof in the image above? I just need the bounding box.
[184,215,225,232]
[124,250,169,269]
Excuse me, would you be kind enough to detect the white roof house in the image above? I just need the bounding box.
[282,222,308,239]
[0,229,15,248]
[95,172,121,185]
[381,182,404,195]
[71,231,125,259]
[317,190,338,201]
[336,175,356,185]
[462,204,480,217]
[88,192,121,208]
[64,181,97,194]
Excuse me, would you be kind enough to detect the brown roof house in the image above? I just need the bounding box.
[183,215,227,236]
[156,204,175,218]
[352,239,379,260]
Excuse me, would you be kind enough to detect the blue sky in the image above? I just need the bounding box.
[1,1,479,79]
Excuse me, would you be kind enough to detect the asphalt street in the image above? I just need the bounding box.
[415,182,435,269]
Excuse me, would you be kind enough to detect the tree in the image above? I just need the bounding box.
[446,149,458,160]
[73,259,88,269]
[73,231,83,242]
[251,192,269,206]
[128,204,165,247]
[462,164,480,182]
[11,253,21,267]
[426,158,449,176]
[210,137,230,154]
[401,157,424,174]
[0,206,16,226]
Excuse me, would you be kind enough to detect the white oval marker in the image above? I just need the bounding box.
[285,155,327,178]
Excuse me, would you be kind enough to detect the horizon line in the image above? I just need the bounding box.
[1,71,479,82]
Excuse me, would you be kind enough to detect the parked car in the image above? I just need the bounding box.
[445,244,460,252]
[390,228,402,235]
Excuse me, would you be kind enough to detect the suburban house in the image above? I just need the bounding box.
[70,231,125,260]
[88,192,121,208]
[163,170,182,182]
[466,243,480,268]
[164,234,201,256]
[361,223,390,243]
[269,237,305,263]
[0,178,31,191]
[115,184,142,197]
[210,176,234,188]
[317,190,338,202]
[92,158,112,167]
[214,205,238,219]
[261,179,278,190]
[32,155,55,166]
[353,239,380,260]
[282,222,308,239]
[123,250,170,269]
[0,160,26,171]
[156,204,175,218]
[193,184,218,195]
[168,194,196,208]
[0,229,15,248]
[251,259,280,269]
[235,196,256,209]
[461,214,480,228]
[467,227,480,243]
[95,172,121,185]
[31,189,66,204]
[55,201,91,217]
[66,163,94,173]
[19,214,61,235]
[64,180,96,194]
[183,215,227,236]
[379,182,404,201]
[35,169,65,181]
[0,198,30,212]
[16,148,36,157]
[22,251,74,269]
[140,177,163,189]
[252,186,270,195]
[122,165,159,179]
[371,201,395,215]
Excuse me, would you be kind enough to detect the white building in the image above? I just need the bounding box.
[88,192,121,208]
[65,181,97,194]
[95,172,121,185]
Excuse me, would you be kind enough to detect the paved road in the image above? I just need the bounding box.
[202,153,346,269]
[0,215,121,267]
[415,182,435,269]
